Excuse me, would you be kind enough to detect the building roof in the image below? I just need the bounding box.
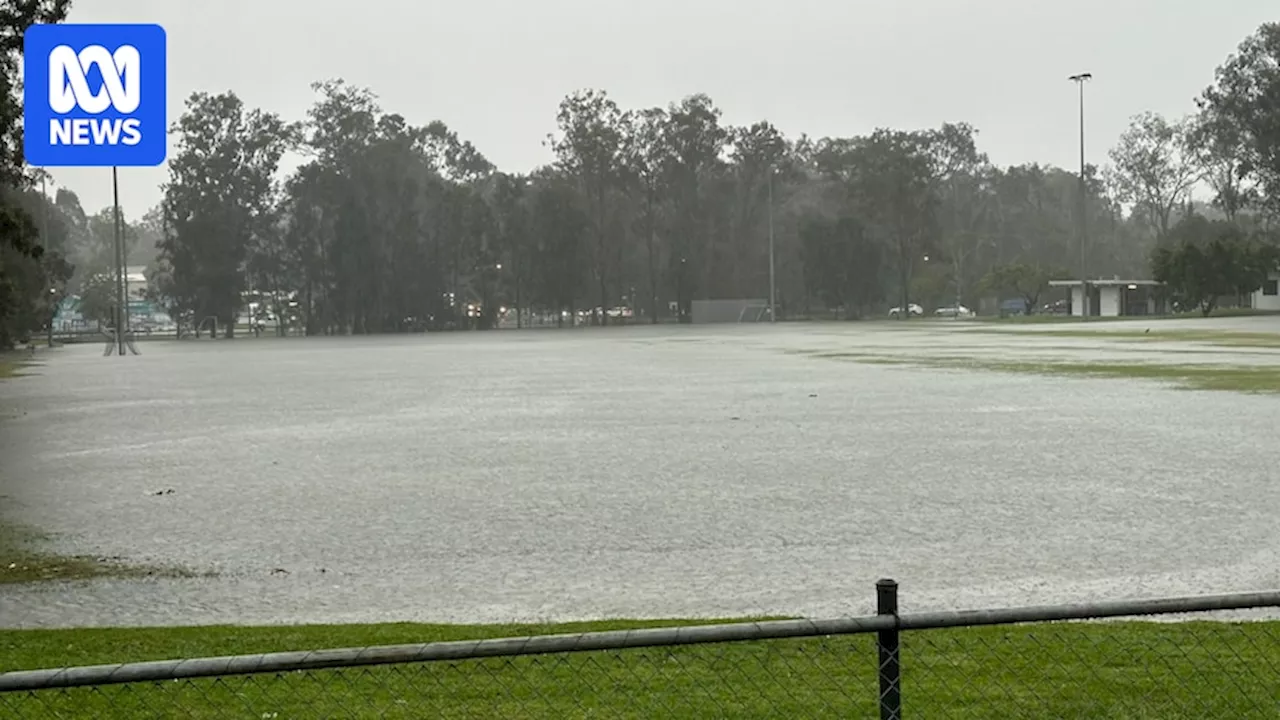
[1049,279,1163,287]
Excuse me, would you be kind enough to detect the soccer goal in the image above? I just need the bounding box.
[691,299,770,324]
[196,316,218,339]
[737,304,772,323]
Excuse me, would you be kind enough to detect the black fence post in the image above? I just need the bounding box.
[876,578,901,720]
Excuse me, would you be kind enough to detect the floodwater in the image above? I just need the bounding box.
[2,319,1280,628]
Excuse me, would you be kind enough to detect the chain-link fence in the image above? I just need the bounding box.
[3,581,1280,718]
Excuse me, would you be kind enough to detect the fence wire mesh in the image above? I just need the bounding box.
[902,619,1280,719]
[3,607,1280,718]
[0,635,877,719]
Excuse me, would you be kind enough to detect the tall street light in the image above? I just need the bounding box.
[1069,72,1091,321]
[112,166,126,355]
[767,165,777,323]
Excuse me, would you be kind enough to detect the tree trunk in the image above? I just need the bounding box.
[305,283,314,336]
[596,186,609,327]
[898,238,911,321]
[515,272,523,329]
[598,274,608,328]
[646,194,660,324]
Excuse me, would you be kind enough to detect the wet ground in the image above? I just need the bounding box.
[2,317,1279,628]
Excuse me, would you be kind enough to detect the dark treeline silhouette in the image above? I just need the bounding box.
[0,0,72,348]
[3,12,1279,345]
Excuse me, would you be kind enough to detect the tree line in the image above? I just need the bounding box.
[1143,24,1280,315]
[148,87,1134,335]
[2,11,1278,346]
[1,0,70,347]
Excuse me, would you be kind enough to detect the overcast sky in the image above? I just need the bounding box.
[42,0,1276,221]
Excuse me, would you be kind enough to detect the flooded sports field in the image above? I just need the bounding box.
[2,318,1279,628]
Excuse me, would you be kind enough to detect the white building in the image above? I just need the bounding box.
[1049,279,1165,317]
[123,265,150,305]
[1253,271,1280,311]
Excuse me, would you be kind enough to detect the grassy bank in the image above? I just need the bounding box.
[0,619,1275,717]
[957,358,1280,392]
[0,358,31,379]
[973,308,1280,325]
[1,360,167,584]
[838,324,1280,391]
[2,355,189,584]
[0,521,198,585]
[819,352,1280,393]
[0,522,123,584]
[976,327,1280,349]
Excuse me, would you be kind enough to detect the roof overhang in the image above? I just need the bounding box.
[1049,280,1164,288]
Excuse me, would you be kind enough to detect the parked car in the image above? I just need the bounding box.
[888,303,923,318]
[934,304,975,318]
[999,298,1029,317]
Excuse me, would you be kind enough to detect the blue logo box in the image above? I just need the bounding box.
[23,23,167,167]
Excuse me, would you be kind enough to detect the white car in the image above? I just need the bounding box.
[934,305,975,318]
[888,303,923,318]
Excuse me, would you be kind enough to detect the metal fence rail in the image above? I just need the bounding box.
[4,580,1280,718]
[0,616,890,692]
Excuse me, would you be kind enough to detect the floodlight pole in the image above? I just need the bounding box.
[112,166,126,356]
[41,173,54,346]
[1069,73,1091,321]
[767,167,776,323]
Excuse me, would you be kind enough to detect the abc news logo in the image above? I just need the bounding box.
[23,24,165,167]
[47,44,143,146]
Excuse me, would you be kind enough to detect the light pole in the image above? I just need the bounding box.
[767,166,776,323]
[112,166,126,356]
[47,287,56,348]
[39,172,48,236]
[39,173,54,346]
[1069,72,1091,320]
